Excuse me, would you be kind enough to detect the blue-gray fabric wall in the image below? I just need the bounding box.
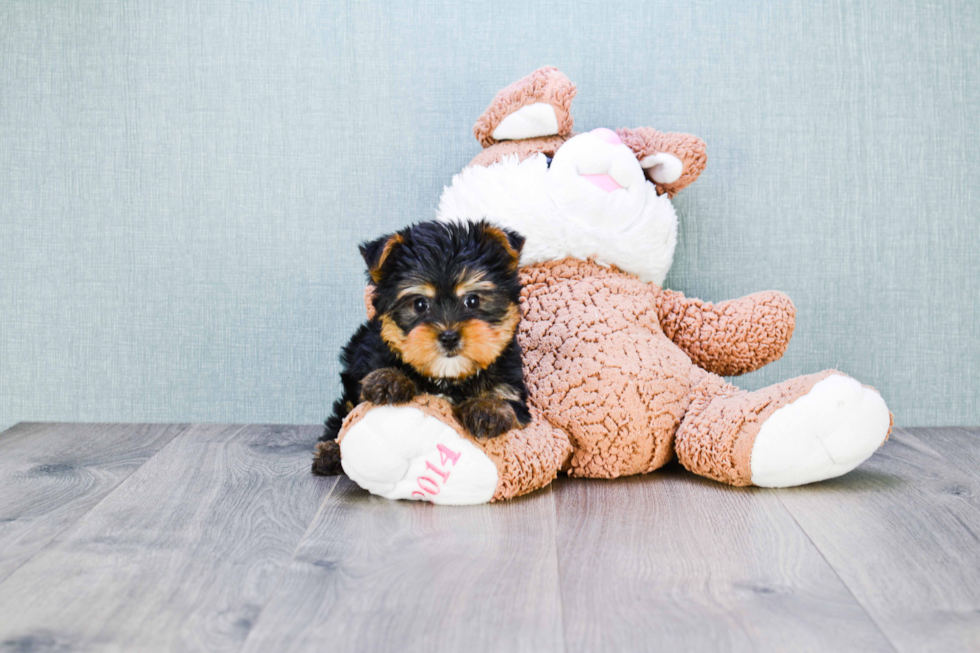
[1,1,978,431]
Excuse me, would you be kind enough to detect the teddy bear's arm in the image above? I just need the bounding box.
[334,394,573,504]
[654,288,796,376]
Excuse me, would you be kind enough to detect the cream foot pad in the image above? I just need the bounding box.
[751,374,891,487]
[340,406,498,505]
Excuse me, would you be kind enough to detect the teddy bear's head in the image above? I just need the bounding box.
[437,67,706,286]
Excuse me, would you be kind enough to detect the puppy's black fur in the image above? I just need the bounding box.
[312,220,531,476]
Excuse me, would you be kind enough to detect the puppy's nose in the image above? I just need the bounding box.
[437,330,461,350]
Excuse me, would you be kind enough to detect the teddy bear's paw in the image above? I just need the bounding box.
[750,374,891,487]
[340,406,498,505]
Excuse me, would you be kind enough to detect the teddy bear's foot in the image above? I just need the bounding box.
[750,374,892,487]
[677,369,892,487]
[339,405,499,505]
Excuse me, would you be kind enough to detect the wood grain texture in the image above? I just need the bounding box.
[0,422,186,584]
[775,428,980,652]
[554,466,894,653]
[0,424,334,653]
[1,423,978,652]
[906,427,980,482]
[239,479,564,653]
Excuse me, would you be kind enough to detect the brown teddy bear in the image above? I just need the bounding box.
[325,67,892,505]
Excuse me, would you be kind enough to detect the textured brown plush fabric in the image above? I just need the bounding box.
[518,259,691,478]
[516,260,854,486]
[656,289,796,376]
[468,134,571,168]
[478,405,574,501]
[675,368,836,485]
[472,66,577,147]
[616,127,708,197]
[363,284,377,321]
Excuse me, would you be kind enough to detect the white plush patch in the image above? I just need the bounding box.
[491,102,559,141]
[437,131,679,285]
[340,406,498,505]
[640,152,684,184]
[750,374,891,487]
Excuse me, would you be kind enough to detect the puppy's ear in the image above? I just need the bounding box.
[499,227,525,257]
[483,224,525,266]
[359,233,403,283]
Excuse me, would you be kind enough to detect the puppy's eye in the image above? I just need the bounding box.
[463,294,480,310]
[413,297,429,314]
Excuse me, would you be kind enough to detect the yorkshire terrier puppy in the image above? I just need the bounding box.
[312,220,531,476]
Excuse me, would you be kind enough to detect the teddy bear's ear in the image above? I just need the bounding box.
[473,66,577,148]
[616,128,707,198]
[358,232,403,283]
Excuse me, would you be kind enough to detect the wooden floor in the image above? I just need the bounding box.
[0,424,978,653]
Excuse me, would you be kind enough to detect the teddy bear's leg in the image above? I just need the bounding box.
[675,368,892,487]
[332,395,572,505]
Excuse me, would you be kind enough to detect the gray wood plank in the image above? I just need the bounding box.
[775,428,980,653]
[555,466,895,653]
[905,427,980,483]
[0,422,186,584]
[0,424,334,653]
[239,479,565,653]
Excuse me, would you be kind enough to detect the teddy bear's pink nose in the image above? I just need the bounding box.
[590,127,622,145]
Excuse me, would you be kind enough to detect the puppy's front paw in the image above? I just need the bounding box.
[360,368,417,405]
[455,398,518,439]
